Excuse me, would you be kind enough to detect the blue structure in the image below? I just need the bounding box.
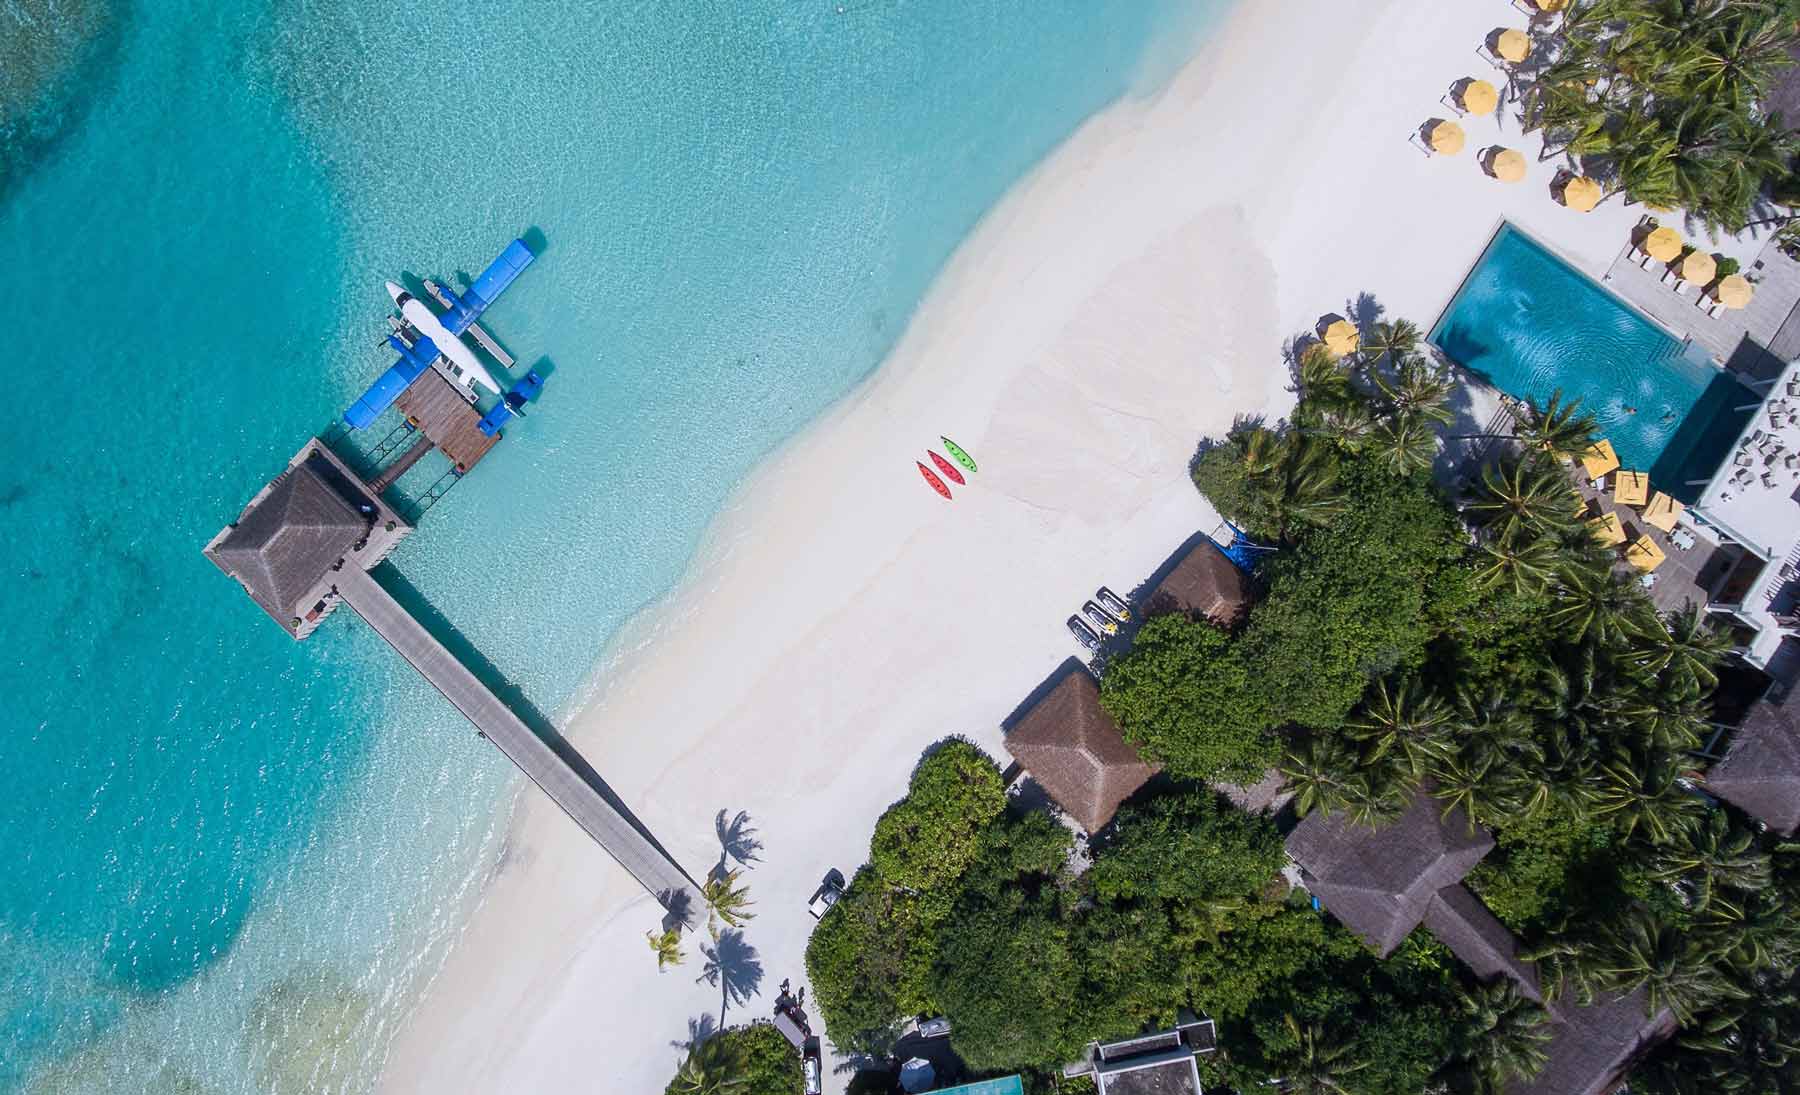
[342,238,538,430]
[343,334,439,429]
[1217,520,1275,573]
[477,370,547,437]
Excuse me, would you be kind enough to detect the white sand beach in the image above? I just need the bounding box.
[380,1,1740,1091]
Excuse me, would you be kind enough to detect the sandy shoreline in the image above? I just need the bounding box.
[379,1,1730,1091]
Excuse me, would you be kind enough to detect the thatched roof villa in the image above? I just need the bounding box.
[1004,667,1155,834]
[1144,537,1252,626]
[1705,682,1800,836]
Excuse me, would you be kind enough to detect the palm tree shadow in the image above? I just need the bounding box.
[714,808,763,875]
[696,928,764,1027]
[670,1013,720,1051]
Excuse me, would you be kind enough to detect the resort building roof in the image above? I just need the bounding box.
[1284,790,1493,956]
[1420,883,1542,1002]
[1146,538,1252,626]
[1004,667,1156,834]
[1689,355,1800,670]
[1706,682,1800,835]
[1508,987,1676,1095]
[204,442,410,637]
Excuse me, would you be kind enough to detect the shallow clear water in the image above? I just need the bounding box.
[0,1,1223,1090]
[1432,223,1721,473]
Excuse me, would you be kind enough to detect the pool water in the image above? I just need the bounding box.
[1432,224,1753,497]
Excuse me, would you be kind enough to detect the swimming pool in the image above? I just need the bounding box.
[1431,224,1751,496]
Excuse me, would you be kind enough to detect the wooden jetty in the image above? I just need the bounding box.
[208,436,702,925]
[335,567,702,921]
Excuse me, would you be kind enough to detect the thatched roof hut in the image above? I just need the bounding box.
[1284,790,1493,956]
[1422,884,1542,1001]
[209,457,371,625]
[1146,538,1251,626]
[1005,669,1155,833]
[1706,689,1800,836]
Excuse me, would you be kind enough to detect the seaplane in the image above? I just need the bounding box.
[342,238,536,430]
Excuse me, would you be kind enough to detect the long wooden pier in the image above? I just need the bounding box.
[334,567,702,923]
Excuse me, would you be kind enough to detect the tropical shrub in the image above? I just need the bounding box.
[664,1022,801,1095]
[869,741,1006,894]
[1099,614,1274,782]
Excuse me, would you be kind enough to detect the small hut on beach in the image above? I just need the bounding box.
[1146,538,1252,626]
[1004,669,1155,834]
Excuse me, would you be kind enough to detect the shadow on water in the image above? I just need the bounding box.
[367,563,698,888]
[1650,370,1759,504]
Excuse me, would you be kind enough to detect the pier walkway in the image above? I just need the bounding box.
[334,567,702,924]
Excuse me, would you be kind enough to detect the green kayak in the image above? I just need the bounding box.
[940,436,978,474]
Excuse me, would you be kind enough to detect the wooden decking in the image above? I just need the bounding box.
[395,371,500,472]
[335,567,702,924]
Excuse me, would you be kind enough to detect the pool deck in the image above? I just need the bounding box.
[1601,231,1800,383]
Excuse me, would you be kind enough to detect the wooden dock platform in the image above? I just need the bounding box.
[334,567,702,923]
[394,370,500,472]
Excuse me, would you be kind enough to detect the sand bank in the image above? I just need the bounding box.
[381,0,1706,1090]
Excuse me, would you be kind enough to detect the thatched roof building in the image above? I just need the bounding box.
[205,442,406,638]
[1422,883,1541,1001]
[1510,987,1677,1095]
[1145,538,1252,626]
[1284,790,1493,955]
[1005,668,1155,833]
[1706,686,1800,835]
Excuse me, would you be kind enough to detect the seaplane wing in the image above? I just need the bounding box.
[341,238,537,430]
[438,239,536,336]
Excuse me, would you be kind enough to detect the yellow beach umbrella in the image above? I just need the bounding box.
[1491,148,1527,183]
[1496,29,1532,63]
[1679,250,1717,285]
[1580,439,1620,480]
[1461,80,1499,116]
[1716,274,1754,309]
[1625,534,1667,573]
[1535,0,1569,10]
[1321,319,1360,358]
[1562,175,1602,212]
[1643,226,1683,262]
[1429,119,1466,155]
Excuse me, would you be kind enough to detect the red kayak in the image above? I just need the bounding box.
[929,450,966,486]
[918,461,952,499]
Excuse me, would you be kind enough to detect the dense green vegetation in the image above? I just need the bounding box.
[813,315,1799,1090]
[664,1022,801,1095]
[1521,0,1800,233]
[806,740,1561,1091]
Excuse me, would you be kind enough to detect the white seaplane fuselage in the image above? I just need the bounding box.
[385,280,500,395]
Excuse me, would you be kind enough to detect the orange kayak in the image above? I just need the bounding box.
[929,450,966,486]
[918,462,952,499]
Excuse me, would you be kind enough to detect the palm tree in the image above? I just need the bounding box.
[1366,414,1437,476]
[1457,978,1554,1091]
[1345,677,1451,774]
[1258,435,1347,542]
[1467,457,1577,545]
[1276,1015,1369,1095]
[1473,536,1562,596]
[1297,342,1358,419]
[1585,906,1750,1025]
[1358,318,1422,370]
[647,927,686,971]
[1515,388,1599,462]
[1652,809,1772,908]
[1624,606,1732,694]
[1371,354,1455,428]
[1593,747,1704,846]
[1549,564,1656,647]
[1280,735,1363,820]
[669,1033,747,1095]
[702,868,755,936]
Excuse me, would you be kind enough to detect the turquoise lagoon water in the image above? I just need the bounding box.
[0,1,1226,1089]
[1432,224,1753,495]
